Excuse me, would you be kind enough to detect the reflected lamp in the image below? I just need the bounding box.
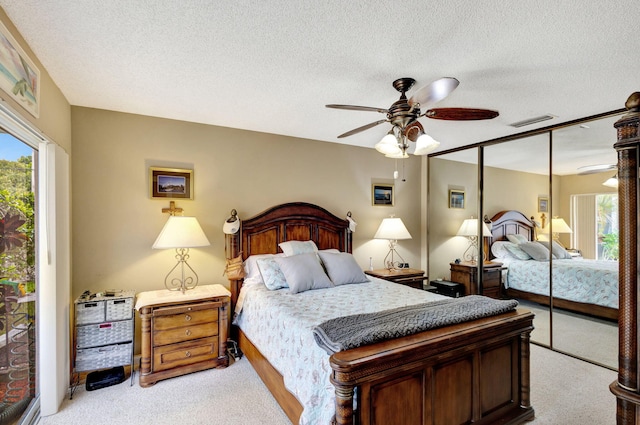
[456,218,492,264]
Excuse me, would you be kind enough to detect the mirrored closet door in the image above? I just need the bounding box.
[427,109,622,369]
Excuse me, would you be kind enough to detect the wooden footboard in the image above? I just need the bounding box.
[239,309,534,425]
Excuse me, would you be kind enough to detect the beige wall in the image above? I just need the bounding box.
[70,107,424,299]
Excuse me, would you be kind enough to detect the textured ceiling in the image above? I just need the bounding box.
[0,1,637,174]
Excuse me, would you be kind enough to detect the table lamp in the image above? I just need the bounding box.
[456,217,492,264]
[374,216,412,270]
[544,217,573,247]
[153,216,210,293]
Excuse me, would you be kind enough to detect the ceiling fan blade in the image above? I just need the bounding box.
[326,104,388,114]
[337,120,387,138]
[408,77,459,108]
[404,122,424,142]
[424,107,499,120]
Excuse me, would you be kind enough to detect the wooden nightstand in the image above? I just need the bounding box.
[365,268,427,290]
[135,284,230,387]
[449,261,505,299]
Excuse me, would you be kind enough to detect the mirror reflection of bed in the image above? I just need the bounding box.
[428,111,620,370]
[488,210,617,368]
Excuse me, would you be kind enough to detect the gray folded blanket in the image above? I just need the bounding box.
[313,295,519,355]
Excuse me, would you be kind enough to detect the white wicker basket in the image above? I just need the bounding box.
[75,342,133,372]
[76,320,134,349]
[75,301,106,325]
[106,297,133,321]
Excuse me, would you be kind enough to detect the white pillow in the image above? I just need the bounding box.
[318,251,369,286]
[274,252,332,294]
[506,234,528,244]
[256,258,288,290]
[279,240,318,256]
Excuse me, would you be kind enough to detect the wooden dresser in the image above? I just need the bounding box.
[449,261,505,298]
[136,284,230,387]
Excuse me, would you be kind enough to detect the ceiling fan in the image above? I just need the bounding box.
[326,77,499,157]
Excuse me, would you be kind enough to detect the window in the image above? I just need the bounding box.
[571,193,618,260]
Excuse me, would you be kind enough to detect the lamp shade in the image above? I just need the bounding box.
[375,132,402,155]
[544,217,573,234]
[413,133,440,155]
[374,217,412,240]
[456,218,492,237]
[152,216,211,249]
[602,175,618,188]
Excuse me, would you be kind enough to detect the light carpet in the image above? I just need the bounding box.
[38,345,616,425]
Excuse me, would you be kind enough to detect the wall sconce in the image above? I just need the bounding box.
[223,209,240,234]
[374,216,412,270]
[456,217,492,264]
[153,215,210,293]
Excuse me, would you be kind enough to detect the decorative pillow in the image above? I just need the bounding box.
[243,253,285,284]
[518,241,552,261]
[318,251,369,286]
[274,252,332,294]
[506,234,528,244]
[279,240,318,256]
[256,258,288,290]
[491,241,515,259]
[504,243,533,260]
[537,240,573,259]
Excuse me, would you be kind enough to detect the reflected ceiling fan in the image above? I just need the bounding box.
[326,77,499,157]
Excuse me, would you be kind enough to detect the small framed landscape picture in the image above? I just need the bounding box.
[150,167,193,199]
[372,184,394,206]
[449,190,465,209]
[538,197,549,213]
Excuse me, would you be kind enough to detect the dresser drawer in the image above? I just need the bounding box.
[153,322,217,346]
[153,303,219,331]
[153,336,219,372]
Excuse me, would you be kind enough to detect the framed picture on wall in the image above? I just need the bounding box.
[0,21,40,118]
[538,197,549,213]
[149,167,193,199]
[449,190,465,209]
[372,184,394,206]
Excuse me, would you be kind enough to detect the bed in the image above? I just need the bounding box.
[489,210,618,321]
[227,202,535,425]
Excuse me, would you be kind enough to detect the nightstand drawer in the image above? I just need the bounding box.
[153,322,217,346]
[153,303,219,330]
[153,336,219,372]
[482,270,501,288]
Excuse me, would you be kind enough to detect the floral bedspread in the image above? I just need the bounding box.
[234,277,447,425]
[502,257,618,308]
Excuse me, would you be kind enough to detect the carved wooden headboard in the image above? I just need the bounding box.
[225,202,352,306]
[488,210,536,258]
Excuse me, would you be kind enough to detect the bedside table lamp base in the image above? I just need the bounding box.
[163,247,198,293]
[383,240,407,270]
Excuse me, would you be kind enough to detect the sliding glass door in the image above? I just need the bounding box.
[0,132,37,425]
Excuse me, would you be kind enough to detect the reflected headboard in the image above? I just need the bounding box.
[489,210,536,243]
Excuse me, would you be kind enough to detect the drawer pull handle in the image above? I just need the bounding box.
[184,314,191,321]
[185,351,191,358]
[185,329,192,336]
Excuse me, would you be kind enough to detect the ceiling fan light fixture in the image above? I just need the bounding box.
[385,150,410,159]
[375,131,402,155]
[413,133,440,155]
